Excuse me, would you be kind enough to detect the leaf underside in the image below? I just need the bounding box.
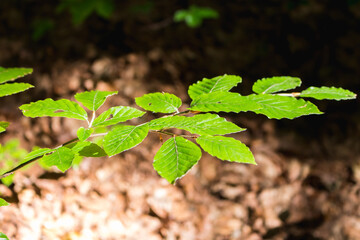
[247,94,322,119]
[196,135,256,164]
[92,106,145,127]
[20,98,88,121]
[300,86,357,100]
[103,124,149,156]
[135,92,182,113]
[0,83,34,97]
[0,67,33,84]
[149,113,244,135]
[252,76,301,94]
[74,90,117,111]
[188,74,242,100]
[153,136,201,184]
[39,147,75,172]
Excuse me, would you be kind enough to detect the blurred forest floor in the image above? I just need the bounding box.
[0,1,360,239]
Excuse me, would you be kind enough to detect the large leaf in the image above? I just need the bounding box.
[153,136,201,184]
[0,198,10,207]
[196,135,256,164]
[247,94,322,119]
[135,92,182,113]
[66,141,106,157]
[300,86,357,100]
[103,124,149,156]
[0,83,34,97]
[74,90,117,111]
[0,121,9,133]
[39,147,75,172]
[189,92,261,113]
[20,98,88,121]
[252,76,301,94]
[188,74,242,100]
[92,106,145,127]
[0,67,33,84]
[149,113,244,135]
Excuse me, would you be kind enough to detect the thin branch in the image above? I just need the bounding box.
[276,92,301,97]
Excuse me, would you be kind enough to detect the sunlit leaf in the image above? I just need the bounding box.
[252,76,301,94]
[75,90,117,111]
[197,135,256,164]
[153,136,201,184]
[39,147,75,172]
[66,141,106,157]
[0,121,9,133]
[23,148,53,162]
[149,113,244,135]
[20,99,88,121]
[135,92,182,113]
[103,124,149,156]
[0,83,34,97]
[0,67,33,84]
[300,86,357,100]
[188,74,242,100]
[0,198,10,207]
[92,106,145,127]
[77,127,93,141]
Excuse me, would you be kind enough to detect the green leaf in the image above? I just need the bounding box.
[174,5,219,28]
[92,106,145,127]
[74,90,117,111]
[20,98,88,121]
[0,83,34,97]
[252,76,301,94]
[300,86,357,100]
[0,121,9,133]
[189,92,261,113]
[0,232,9,240]
[0,198,10,207]
[188,74,242,100]
[135,92,182,113]
[39,147,75,172]
[103,124,149,156]
[149,113,244,135]
[153,136,201,184]
[247,94,322,119]
[0,67,33,84]
[77,127,93,141]
[23,148,53,162]
[66,141,106,157]
[196,135,256,164]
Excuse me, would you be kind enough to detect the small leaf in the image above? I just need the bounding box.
[0,67,33,84]
[0,198,10,207]
[247,94,322,119]
[40,147,75,172]
[188,74,242,100]
[0,232,9,240]
[149,113,244,135]
[153,136,201,184]
[0,121,9,133]
[189,92,261,113]
[135,92,182,113]
[196,135,256,164]
[23,148,53,162]
[20,98,88,121]
[92,106,145,127]
[252,76,301,94]
[77,127,93,141]
[0,83,34,97]
[66,141,106,157]
[103,124,149,156]
[300,86,357,100]
[74,90,117,111]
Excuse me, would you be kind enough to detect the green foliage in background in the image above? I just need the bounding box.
[0,74,354,184]
[174,5,219,28]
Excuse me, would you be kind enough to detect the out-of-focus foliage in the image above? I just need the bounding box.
[174,5,219,28]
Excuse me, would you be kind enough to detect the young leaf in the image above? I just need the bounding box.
[0,67,33,84]
[77,127,93,141]
[300,86,357,100]
[188,74,242,100]
[0,83,34,97]
[189,92,261,113]
[39,147,75,172]
[135,92,182,113]
[0,198,10,207]
[149,113,245,135]
[196,135,256,164]
[66,141,106,157]
[153,136,201,184]
[252,76,301,94]
[103,124,149,156]
[74,90,117,111]
[247,94,322,119]
[20,99,88,121]
[0,121,9,133]
[0,232,9,240]
[92,106,145,127]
